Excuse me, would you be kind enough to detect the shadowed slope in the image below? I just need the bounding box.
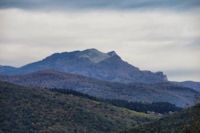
[0,70,198,107]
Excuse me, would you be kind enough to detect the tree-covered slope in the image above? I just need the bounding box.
[123,103,200,133]
[0,70,198,107]
[51,88,182,114]
[0,81,154,133]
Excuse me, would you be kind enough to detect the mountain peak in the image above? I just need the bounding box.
[107,51,118,56]
[78,48,110,63]
[45,49,119,64]
[79,49,120,63]
[0,48,168,83]
[83,48,99,53]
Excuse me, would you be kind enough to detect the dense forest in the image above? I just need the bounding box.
[0,81,155,133]
[0,69,197,107]
[1,81,199,133]
[1,79,200,133]
[123,103,200,133]
[51,88,182,114]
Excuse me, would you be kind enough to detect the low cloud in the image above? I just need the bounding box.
[0,8,199,81]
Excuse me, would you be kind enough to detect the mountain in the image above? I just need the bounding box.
[0,70,198,107]
[171,81,200,92]
[123,103,200,133]
[0,81,155,133]
[0,49,167,83]
[0,65,16,73]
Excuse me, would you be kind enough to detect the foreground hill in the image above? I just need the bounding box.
[124,103,200,133]
[0,81,154,133]
[0,70,198,107]
[0,49,167,83]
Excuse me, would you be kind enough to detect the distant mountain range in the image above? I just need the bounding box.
[0,49,167,83]
[1,49,199,91]
[171,81,200,92]
[0,70,198,107]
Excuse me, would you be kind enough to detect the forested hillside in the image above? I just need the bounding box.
[0,70,197,107]
[51,88,182,114]
[0,81,155,133]
[123,103,200,133]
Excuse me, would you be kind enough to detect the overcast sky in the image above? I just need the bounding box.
[0,0,200,81]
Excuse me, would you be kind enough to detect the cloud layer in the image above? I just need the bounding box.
[0,7,200,81]
[0,0,200,10]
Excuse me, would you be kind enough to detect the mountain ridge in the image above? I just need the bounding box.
[171,81,200,92]
[0,69,197,107]
[0,49,167,83]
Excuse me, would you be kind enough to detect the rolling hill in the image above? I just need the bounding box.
[0,81,155,133]
[123,103,200,133]
[0,49,167,83]
[0,70,198,107]
[51,88,182,114]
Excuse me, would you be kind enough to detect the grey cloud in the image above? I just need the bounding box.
[166,69,200,81]
[0,0,200,10]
